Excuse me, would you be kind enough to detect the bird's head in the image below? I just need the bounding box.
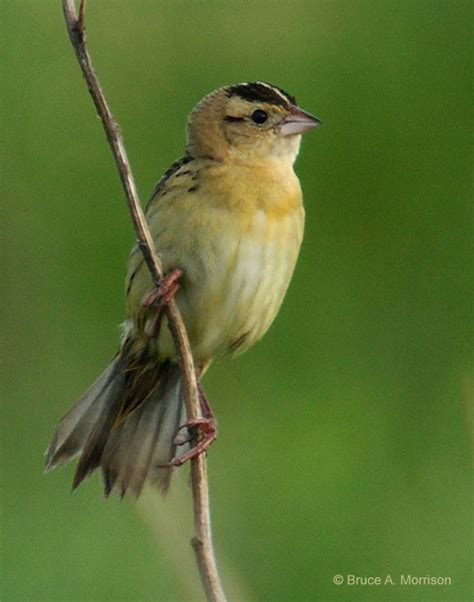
[186,82,320,166]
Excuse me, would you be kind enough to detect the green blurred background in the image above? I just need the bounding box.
[2,1,473,601]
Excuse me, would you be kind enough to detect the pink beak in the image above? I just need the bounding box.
[280,106,321,136]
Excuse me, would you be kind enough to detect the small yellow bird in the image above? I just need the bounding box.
[45,82,320,497]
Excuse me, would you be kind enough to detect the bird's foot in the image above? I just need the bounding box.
[142,268,182,338]
[169,383,217,466]
[169,417,217,467]
[142,268,183,308]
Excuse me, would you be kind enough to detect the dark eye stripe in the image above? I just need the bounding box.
[224,115,245,122]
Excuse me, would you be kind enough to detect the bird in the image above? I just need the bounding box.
[45,81,320,498]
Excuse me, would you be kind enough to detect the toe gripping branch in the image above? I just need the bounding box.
[169,382,217,467]
[141,268,183,338]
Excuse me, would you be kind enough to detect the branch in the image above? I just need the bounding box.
[61,2,225,600]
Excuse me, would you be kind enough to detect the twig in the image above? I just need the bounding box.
[61,2,225,600]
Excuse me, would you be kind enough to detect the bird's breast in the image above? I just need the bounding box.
[126,161,305,363]
[182,197,305,360]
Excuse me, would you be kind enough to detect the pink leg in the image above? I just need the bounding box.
[168,383,217,467]
[197,382,213,418]
[141,268,183,308]
[141,268,183,338]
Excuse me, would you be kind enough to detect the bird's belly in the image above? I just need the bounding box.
[180,207,304,361]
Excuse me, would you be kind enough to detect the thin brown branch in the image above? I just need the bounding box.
[61,2,225,600]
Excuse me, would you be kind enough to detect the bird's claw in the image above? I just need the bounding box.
[141,268,183,308]
[142,268,183,338]
[168,417,217,467]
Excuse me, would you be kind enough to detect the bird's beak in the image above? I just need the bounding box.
[280,106,321,136]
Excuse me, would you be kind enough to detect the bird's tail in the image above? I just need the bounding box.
[45,343,186,497]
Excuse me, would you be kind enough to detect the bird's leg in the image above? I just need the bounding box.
[169,382,217,467]
[142,268,182,338]
[196,382,214,419]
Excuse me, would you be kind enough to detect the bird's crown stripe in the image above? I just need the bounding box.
[225,82,296,108]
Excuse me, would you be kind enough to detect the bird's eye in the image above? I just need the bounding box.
[250,109,268,124]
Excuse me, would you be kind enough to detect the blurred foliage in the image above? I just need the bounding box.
[2,1,473,601]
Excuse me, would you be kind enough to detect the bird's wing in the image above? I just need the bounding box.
[124,154,204,323]
[145,152,194,211]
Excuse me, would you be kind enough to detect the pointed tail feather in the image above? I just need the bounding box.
[44,356,124,471]
[45,349,186,497]
[71,367,127,490]
[100,362,185,497]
